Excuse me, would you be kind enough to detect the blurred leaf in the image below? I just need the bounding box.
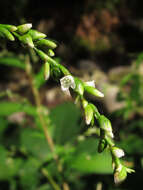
[20,128,51,162]
[120,73,133,86]
[119,134,143,154]
[19,158,40,190]
[0,145,23,180]
[0,117,8,139]
[34,65,46,89]
[50,102,82,144]
[0,57,25,69]
[66,138,113,174]
[0,101,37,117]
[37,184,52,190]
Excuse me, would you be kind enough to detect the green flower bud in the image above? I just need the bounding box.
[98,138,107,153]
[98,115,113,138]
[17,23,32,34]
[28,29,46,41]
[44,61,50,80]
[84,85,104,97]
[58,64,71,75]
[48,49,55,57]
[34,47,58,65]
[0,24,17,32]
[34,48,49,60]
[105,135,115,146]
[19,33,34,48]
[82,98,88,109]
[51,66,62,80]
[35,38,57,49]
[84,103,94,125]
[0,27,15,41]
[89,104,100,118]
[74,78,84,96]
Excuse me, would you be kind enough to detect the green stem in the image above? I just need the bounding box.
[42,168,61,190]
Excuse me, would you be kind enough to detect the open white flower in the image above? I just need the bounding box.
[60,75,76,91]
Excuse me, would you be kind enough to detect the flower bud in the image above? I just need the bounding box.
[58,64,70,75]
[34,48,49,60]
[98,138,107,153]
[106,130,114,139]
[84,104,94,125]
[0,27,15,41]
[28,29,46,41]
[17,23,32,34]
[82,99,88,109]
[51,66,62,80]
[35,38,57,49]
[74,78,84,96]
[0,24,17,32]
[98,115,112,133]
[19,34,34,48]
[112,147,125,158]
[89,104,100,118]
[48,49,55,57]
[84,85,104,97]
[44,61,50,80]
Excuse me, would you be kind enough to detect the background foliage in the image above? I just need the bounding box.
[0,0,143,189]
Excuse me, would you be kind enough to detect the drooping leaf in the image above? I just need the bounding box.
[0,57,25,69]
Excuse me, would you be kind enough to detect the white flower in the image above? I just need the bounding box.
[113,147,125,158]
[85,80,95,88]
[60,75,76,91]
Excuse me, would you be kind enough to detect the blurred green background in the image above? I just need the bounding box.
[0,0,143,189]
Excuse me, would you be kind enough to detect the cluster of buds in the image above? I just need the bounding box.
[0,23,135,184]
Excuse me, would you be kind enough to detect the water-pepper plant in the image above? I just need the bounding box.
[0,23,134,188]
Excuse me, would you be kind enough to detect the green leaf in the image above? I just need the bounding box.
[19,158,40,190]
[0,102,37,117]
[0,117,8,139]
[66,138,113,174]
[50,102,82,144]
[20,128,51,161]
[37,184,52,190]
[0,57,25,69]
[0,145,23,180]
